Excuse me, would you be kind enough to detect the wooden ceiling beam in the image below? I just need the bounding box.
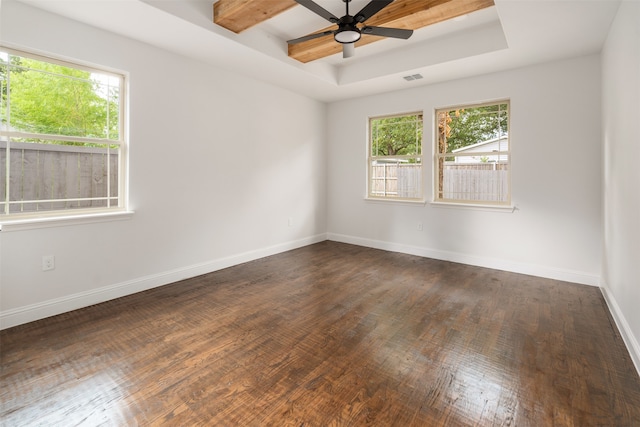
[213,0,495,63]
[214,0,297,33]
[288,0,495,63]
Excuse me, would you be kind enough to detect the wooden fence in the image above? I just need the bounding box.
[0,140,118,213]
[441,162,508,202]
[372,162,508,201]
[371,163,422,199]
[2,146,506,212]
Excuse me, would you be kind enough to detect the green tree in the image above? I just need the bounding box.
[371,114,423,157]
[442,104,508,152]
[2,54,119,141]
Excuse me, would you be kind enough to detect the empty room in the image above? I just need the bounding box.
[1,0,639,425]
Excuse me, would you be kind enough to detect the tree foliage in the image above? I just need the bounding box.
[1,54,119,141]
[438,104,508,152]
[370,105,507,159]
[371,114,423,157]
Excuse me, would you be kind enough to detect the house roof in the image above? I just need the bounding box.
[13,0,621,102]
[452,136,508,153]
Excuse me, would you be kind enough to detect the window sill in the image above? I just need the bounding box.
[429,201,516,213]
[365,197,426,206]
[0,210,135,232]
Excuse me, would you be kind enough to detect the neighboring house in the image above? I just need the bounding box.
[452,136,508,163]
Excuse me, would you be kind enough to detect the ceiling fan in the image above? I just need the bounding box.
[287,0,414,59]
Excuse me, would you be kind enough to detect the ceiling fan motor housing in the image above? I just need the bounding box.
[335,16,361,43]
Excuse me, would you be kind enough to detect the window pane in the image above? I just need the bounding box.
[370,158,422,199]
[438,104,508,154]
[440,158,509,203]
[93,76,121,140]
[1,48,125,217]
[436,101,509,205]
[1,139,118,214]
[369,111,424,201]
[371,114,423,156]
[5,54,119,140]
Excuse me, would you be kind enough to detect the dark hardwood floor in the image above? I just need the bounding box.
[1,241,639,426]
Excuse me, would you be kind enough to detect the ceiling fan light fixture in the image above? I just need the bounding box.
[334,27,361,43]
[289,0,413,60]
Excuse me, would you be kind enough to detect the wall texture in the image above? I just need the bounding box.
[0,2,327,328]
[327,55,603,286]
[601,0,640,371]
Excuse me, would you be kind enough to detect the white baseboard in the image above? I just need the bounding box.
[600,284,640,376]
[326,232,600,286]
[0,233,327,330]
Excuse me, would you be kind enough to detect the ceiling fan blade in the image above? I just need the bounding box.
[343,42,355,58]
[354,0,394,23]
[287,30,335,45]
[294,0,339,23]
[362,26,413,39]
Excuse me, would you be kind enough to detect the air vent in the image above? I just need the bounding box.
[403,74,424,81]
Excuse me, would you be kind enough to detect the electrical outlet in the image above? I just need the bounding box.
[417,222,423,231]
[42,255,55,271]
[288,217,293,227]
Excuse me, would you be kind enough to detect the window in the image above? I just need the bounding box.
[1,47,126,219]
[434,101,509,205]
[368,112,423,201]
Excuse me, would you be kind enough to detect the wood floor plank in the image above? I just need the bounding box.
[1,241,639,426]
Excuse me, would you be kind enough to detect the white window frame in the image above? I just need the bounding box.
[367,111,424,202]
[433,100,510,207]
[0,46,129,228]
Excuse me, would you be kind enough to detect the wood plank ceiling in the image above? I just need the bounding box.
[214,0,495,63]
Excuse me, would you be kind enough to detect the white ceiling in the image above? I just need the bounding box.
[13,0,621,102]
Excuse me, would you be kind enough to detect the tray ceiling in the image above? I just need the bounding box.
[8,0,622,102]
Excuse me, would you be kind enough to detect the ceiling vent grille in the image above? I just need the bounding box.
[403,74,424,81]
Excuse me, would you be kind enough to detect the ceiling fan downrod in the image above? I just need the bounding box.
[335,0,361,44]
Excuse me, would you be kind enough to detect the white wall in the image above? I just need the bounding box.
[601,0,640,371]
[327,55,602,285]
[0,2,327,328]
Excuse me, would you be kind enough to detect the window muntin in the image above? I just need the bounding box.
[368,112,424,201]
[435,101,509,205]
[1,47,126,217]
